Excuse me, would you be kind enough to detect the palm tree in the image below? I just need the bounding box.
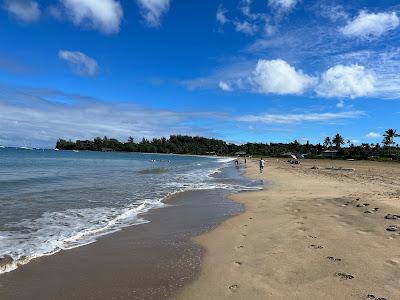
[332,133,345,150]
[323,136,331,149]
[382,129,399,147]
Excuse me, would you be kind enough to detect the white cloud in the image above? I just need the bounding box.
[58,50,98,76]
[237,111,364,124]
[216,5,228,25]
[60,0,123,34]
[218,81,232,91]
[268,0,298,13]
[341,11,399,39]
[0,85,216,148]
[250,59,316,95]
[233,20,258,35]
[336,99,345,108]
[3,0,40,22]
[316,64,375,98]
[136,0,170,27]
[366,132,381,138]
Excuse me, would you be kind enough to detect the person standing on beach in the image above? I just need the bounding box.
[259,157,265,173]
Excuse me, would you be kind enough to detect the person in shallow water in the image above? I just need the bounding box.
[259,157,265,173]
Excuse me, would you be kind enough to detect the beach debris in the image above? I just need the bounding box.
[372,208,379,212]
[367,295,387,300]
[310,244,324,249]
[386,225,400,232]
[335,272,354,280]
[385,214,400,220]
[327,256,342,262]
[229,284,239,291]
[308,235,317,239]
[310,166,319,169]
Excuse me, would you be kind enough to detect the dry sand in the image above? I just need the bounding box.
[175,159,400,299]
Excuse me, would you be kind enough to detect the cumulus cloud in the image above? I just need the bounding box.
[218,81,232,91]
[366,132,381,138]
[316,64,375,98]
[60,0,123,34]
[341,11,399,39]
[58,50,98,76]
[237,111,364,124]
[136,0,170,27]
[268,0,299,13]
[249,59,316,95]
[3,0,40,22]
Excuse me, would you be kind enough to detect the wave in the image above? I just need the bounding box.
[0,156,259,275]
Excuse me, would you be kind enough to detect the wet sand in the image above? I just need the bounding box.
[0,188,244,300]
[176,159,400,299]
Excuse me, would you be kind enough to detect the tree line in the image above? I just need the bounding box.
[56,129,399,159]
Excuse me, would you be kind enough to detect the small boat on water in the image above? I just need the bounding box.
[18,146,33,150]
[54,148,60,151]
[72,150,79,153]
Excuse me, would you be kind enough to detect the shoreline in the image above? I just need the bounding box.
[0,164,257,299]
[175,158,400,299]
[0,154,235,276]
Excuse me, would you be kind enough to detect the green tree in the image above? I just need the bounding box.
[332,133,345,150]
[323,136,331,149]
[382,129,399,147]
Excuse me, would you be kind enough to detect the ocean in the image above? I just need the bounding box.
[0,148,259,274]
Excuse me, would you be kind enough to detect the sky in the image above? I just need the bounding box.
[0,0,399,148]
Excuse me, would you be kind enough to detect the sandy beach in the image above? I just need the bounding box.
[176,159,400,299]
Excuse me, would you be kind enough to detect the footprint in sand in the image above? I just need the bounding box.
[385,214,400,220]
[357,203,370,208]
[335,272,354,280]
[237,245,244,249]
[241,234,247,237]
[310,244,324,249]
[367,294,387,300]
[308,235,317,239]
[234,261,243,265]
[229,284,239,292]
[386,225,400,232]
[327,256,342,262]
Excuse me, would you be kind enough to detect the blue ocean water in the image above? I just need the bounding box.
[0,148,259,273]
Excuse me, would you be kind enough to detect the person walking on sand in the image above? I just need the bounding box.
[259,157,265,173]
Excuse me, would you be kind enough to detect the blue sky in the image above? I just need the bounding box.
[0,0,399,147]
